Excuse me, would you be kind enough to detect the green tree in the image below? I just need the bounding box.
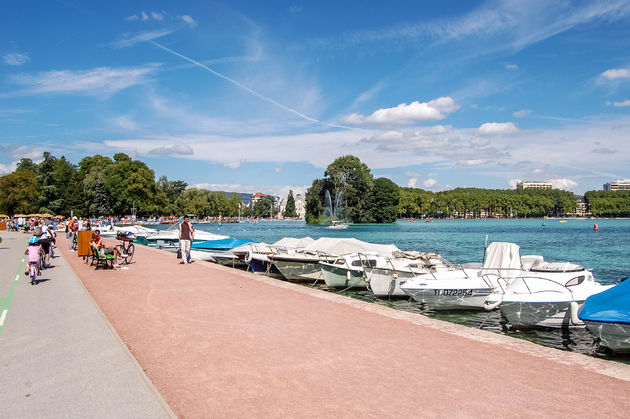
[369,178,400,223]
[0,171,39,215]
[253,195,276,218]
[283,190,297,218]
[105,154,159,216]
[324,155,374,223]
[305,179,325,224]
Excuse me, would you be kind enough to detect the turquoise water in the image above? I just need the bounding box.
[181,219,630,358]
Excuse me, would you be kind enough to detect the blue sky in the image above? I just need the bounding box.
[2,1,630,198]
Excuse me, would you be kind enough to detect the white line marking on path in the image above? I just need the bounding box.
[0,309,7,326]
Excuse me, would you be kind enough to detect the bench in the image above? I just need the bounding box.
[90,245,115,269]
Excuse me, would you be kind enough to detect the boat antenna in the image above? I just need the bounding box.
[482,234,488,264]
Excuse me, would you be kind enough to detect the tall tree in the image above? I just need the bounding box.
[369,178,400,223]
[283,190,297,218]
[324,155,375,223]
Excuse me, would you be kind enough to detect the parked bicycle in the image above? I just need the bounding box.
[115,233,135,264]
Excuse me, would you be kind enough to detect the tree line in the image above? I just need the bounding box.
[305,155,630,223]
[0,152,243,218]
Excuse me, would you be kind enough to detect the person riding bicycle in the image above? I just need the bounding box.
[25,236,41,276]
[38,221,53,267]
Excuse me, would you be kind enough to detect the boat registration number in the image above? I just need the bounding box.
[434,289,473,297]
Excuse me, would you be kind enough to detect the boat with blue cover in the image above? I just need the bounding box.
[579,278,630,353]
[190,238,258,266]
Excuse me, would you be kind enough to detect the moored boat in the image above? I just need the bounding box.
[579,278,630,352]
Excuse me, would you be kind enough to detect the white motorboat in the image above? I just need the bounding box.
[144,223,228,252]
[486,264,613,328]
[271,237,399,282]
[190,238,257,267]
[400,242,528,310]
[232,238,315,276]
[319,252,392,290]
[328,220,349,230]
[579,278,630,352]
[365,251,454,297]
[98,224,158,238]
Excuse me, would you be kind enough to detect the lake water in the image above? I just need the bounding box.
[182,218,630,359]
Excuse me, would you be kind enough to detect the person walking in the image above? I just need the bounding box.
[178,215,194,264]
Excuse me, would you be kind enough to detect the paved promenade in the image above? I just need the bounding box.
[0,231,174,418]
[48,233,630,418]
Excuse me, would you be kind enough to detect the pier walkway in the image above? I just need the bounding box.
[0,231,174,418]
[3,229,630,417]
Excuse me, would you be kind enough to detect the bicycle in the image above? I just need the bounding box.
[115,235,135,265]
[40,249,49,269]
[29,261,38,285]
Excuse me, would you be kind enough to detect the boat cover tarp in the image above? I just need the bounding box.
[192,238,258,251]
[303,237,399,257]
[273,237,315,247]
[578,278,630,324]
[482,242,521,272]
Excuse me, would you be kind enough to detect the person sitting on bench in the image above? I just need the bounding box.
[90,230,120,268]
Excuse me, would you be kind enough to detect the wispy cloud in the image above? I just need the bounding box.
[4,65,158,98]
[513,109,531,118]
[113,29,174,48]
[178,15,196,27]
[3,52,30,66]
[600,68,630,80]
[612,99,630,107]
[112,116,137,131]
[505,63,518,70]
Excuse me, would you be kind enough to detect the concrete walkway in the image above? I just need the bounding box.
[0,231,174,418]
[56,234,630,418]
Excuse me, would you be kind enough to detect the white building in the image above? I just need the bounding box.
[516,181,553,190]
[603,181,630,191]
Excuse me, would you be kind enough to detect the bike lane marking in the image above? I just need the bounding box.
[0,256,25,335]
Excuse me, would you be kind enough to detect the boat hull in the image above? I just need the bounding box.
[272,259,323,282]
[320,264,366,289]
[500,301,584,328]
[367,268,416,297]
[249,257,281,276]
[583,321,630,353]
[403,287,493,310]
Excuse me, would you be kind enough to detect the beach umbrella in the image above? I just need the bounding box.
[14,214,26,217]
[0,214,8,218]
[40,213,53,218]
[54,215,64,219]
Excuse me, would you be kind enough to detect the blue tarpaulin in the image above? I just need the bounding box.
[191,238,257,251]
[579,278,630,324]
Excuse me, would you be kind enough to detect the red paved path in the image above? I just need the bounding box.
[59,237,630,418]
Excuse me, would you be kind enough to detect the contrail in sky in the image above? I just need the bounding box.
[150,40,358,130]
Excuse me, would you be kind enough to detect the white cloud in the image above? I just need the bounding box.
[351,81,385,106]
[513,109,532,118]
[407,177,418,188]
[3,52,30,66]
[6,65,158,98]
[550,178,578,190]
[342,97,459,126]
[151,11,164,21]
[125,14,138,22]
[141,11,149,21]
[223,159,246,169]
[148,144,194,156]
[458,159,487,167]
[113,116,137,131]
[0,161,17,174]
[613,99,630,107]
[274,167,283,173]
[179,15,196,27]
[505,64,518,70]
[600,68,630,80]
[478,122,518,135]
[423,178,437,188]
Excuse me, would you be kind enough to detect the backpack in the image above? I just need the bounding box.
[34,226,42,236]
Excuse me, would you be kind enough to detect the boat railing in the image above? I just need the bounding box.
[506,275,577,299]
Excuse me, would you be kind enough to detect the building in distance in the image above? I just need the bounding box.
[516,181,553,190]
[603,181,630,191]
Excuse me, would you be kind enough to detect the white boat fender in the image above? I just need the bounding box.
[484,294,503,311]
[569,301,581,326]
[244,251,253,264]
[346,270,351,280]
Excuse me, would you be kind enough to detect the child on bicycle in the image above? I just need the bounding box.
[25,236,41,276]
